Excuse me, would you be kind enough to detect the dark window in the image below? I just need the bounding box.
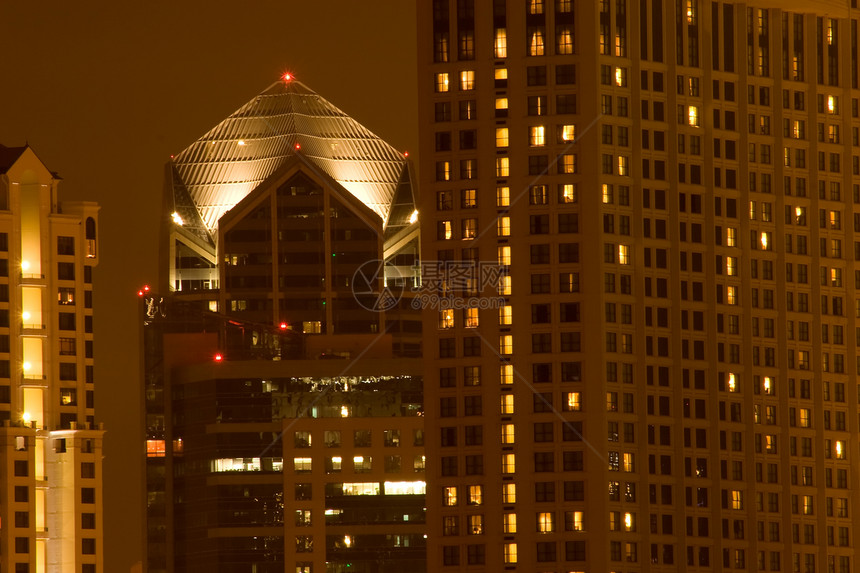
[81,462,96,479]
[535,481,556,502]
[57,236,75,255]
[59,313,75,330]
[14,460,28,476]
[59,363,77,381]
[58,262,75,280]
[14,486,28,502]
[527,66,547,86]
[14,511,29,528]
[82,538,96,555]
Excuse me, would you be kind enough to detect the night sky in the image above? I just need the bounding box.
[0,2,417,570]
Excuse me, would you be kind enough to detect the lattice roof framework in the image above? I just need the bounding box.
[170,78,412,244]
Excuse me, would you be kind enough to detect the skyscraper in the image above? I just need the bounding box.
[419,1,860,570]
[0,145,103,573]
[144,78,425,573]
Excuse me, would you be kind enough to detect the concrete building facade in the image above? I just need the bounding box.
[418,1,860,571]
[0,145,103,573]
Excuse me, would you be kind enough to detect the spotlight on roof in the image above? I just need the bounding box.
[409,210,419,224]
[171,212,184,226]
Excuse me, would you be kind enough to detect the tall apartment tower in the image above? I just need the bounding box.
[420,1,860,571]
[0,145,103,573]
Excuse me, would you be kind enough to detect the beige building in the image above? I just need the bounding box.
[0,145,103,573]
[419,1,860,571]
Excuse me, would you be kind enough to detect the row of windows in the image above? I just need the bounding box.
[290,429,423,448]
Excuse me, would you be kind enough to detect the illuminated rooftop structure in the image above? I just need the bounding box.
[168,76,416,249]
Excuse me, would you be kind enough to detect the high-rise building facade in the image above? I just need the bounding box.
[419,1,860,571]
[144,79,425,573]
[0,145,103,573]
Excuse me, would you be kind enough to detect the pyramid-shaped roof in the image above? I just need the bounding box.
[170,78,412,243]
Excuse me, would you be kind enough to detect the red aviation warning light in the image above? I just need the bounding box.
[214,353,224,362]
[279,322,288,330]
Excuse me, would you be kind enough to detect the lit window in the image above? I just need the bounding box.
[496,186,510,207]
[495,97,508,112]
[496,127,509,148]
[439,309,454,329]
[501,424,515,444]
[501,453,516,474]
[763,376,773,394]
[500,364,513,385]
[504,542,518,564]
[530,126,546,146]
[498,303,512,325]
[568,511,584,531]
[564,392,582,411]
[502,483,517,503]
[622,452,634,472]
[560,183,577,203]
[802,495,814,514]
[560,154,576,173]
[501,394,515,414]
[731,490,743,509]
[726,227,737,246]
[615,67,626,87]
[435,73,449,93]
[443,486,458,506]
[498,246,511,266]
[557,27,573,54]
[835,441,847,459]
[686,0,696,23]
[529,29,545,56]
[793,119,805,139]
[623,512,635,531]
[828,95,839,114]
[294,457,312,473]
[831,268,842,287]
[469,485,483,505]
[727,286,738,305]
[799,408,811,427]
[498,274,511,295]
[439,220,452,240]
[537,512,555,533]
[602,184,613,204]
[765,435,777,453]
[146,439,165,458]
[617,155,628,175]
[496,157,510,177]
[468,514,483,535]
[559,124,576,142]
[495,68,507,81]
[618,245,630,265]
[497,216,511,237]
[353,456,372,473]
[688,106,699,126]
[727,373,738,392]
[464,307,479,328]
[503,512,517,533]
[461,218,477,239]
[529,0,544,14]
[495,28,508,58]
[726,257,737,276]
[460,70,475,91]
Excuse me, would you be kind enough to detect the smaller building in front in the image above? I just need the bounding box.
[142,297,425,573]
